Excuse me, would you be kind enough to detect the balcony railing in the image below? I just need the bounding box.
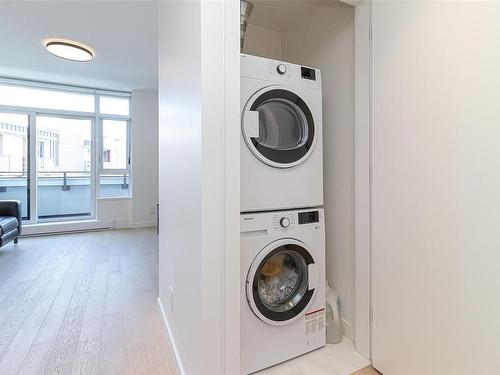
[0,170,130,220]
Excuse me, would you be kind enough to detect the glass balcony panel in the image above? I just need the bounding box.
[100,173,130,197]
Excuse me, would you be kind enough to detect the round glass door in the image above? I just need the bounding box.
[247,240,316,324]
[243,88,316,168]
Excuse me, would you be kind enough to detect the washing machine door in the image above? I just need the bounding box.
[246,238,318,326]
[242,86,316,168]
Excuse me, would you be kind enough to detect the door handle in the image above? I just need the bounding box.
[308,263,318,290]
[243,110,259,138]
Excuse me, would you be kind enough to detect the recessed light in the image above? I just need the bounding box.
[45,39,94,62]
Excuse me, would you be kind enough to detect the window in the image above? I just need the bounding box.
[99,95,130,116]
[0,83,94,112]
[37,116,92,219]
[0,79,131,223]
[99,119,130,196]
[102,120,128,170]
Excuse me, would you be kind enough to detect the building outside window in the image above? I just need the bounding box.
[0,80,131,223]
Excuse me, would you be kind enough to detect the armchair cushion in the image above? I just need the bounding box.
[0,216,18,235]
[0,200,21,236]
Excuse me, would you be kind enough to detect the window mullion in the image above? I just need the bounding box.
[28,113,37,223]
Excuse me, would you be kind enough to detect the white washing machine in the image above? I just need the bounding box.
[241,208,326,374]
[241,54,324,212]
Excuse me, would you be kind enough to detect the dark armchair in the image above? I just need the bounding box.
[0,200,21,248]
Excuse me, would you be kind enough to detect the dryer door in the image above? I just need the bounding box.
[242,87,316,168]
[246,238,318,325]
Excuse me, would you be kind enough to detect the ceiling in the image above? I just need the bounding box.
[248,0,352,32]
[0,1,158,91]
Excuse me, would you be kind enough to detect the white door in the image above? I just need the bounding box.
[372,2,500,374]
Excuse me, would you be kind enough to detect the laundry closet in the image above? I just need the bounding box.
[239,0,358,373]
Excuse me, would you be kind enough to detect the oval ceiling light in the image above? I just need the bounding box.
[45,39,94,62]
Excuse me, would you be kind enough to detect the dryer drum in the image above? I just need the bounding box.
[247,89,315,166]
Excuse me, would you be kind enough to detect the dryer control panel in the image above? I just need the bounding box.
[241,54,321,90]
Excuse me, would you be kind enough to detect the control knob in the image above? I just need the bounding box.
[276,64,287,75]
[280,217,290,228]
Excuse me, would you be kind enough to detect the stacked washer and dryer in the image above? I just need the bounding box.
[240,54,326,374]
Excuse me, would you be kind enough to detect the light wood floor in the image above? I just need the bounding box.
[0,228,177,375]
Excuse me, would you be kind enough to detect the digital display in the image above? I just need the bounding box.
[298,211,319,224]
[301,67,316,81]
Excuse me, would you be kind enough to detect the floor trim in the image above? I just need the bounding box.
[157,297,185,375]
[22,220,113,236]
[130,220,156,229]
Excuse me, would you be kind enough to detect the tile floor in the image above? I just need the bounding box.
[257,338,371,375]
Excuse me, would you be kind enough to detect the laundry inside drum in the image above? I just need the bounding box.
[257,251,308,313]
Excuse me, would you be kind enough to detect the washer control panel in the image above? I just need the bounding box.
[272,213,296,231]
[272,210,321,231]
[241,209,324,235]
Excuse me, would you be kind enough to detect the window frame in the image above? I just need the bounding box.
[98,118,131,175]
[95,92,132,198]
[0,79,132,221]
[35,113,96,223]
[0,109,31,222]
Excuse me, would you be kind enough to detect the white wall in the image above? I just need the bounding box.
[242,23,282,60]
[281,3,356,340]
[158,2,203,372]
[353,0,371,358]
[158,1,239,374]
[96,198,131,227]
[371,2,500,373]
[130,90,159,226]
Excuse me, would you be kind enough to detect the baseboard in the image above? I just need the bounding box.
[157,297,185,375]
[342,318,354,341]
[113,219,156,229]
[21,218,156,237]
[22,220,113,236]
[130,220,156,228]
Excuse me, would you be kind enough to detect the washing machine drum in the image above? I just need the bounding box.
[246,239,317,325]
[242,88,316,169]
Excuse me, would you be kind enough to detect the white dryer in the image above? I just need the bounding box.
[241,54,323,212]
[241,208,326,374]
